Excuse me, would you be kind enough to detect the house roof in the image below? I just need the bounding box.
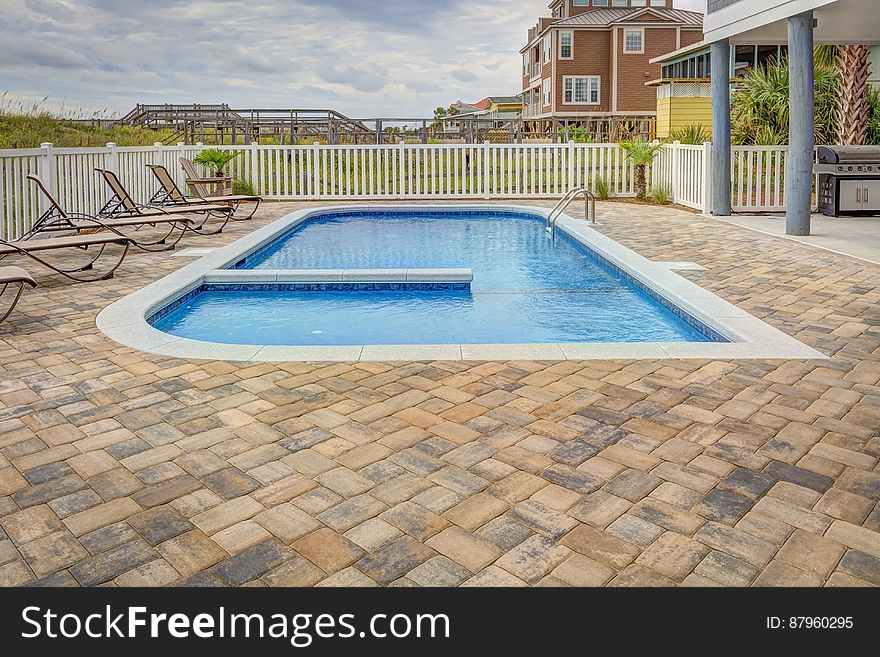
[649,40,710,65]
[477,96,523,109]
[521,8,704,52]
[552,7,704,28]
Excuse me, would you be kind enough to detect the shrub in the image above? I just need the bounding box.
[730,58,840,145]
[669,124,710,145]
[558,125,595,143]
[593,177,610,200]
[233,179,257,196]
[648,185,672,205]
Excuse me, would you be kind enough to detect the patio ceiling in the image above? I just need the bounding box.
[708,0,880,45]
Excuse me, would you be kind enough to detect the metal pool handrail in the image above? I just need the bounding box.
[546,188,597,237]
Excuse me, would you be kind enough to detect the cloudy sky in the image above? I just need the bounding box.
[0,0,705,118]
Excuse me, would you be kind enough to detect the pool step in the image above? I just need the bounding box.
[204,268,473,284]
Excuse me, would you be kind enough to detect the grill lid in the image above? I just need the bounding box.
[817,146,880,165]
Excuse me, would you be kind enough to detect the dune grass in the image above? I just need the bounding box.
[0,94,174,149]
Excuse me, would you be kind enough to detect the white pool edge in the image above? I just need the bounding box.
[96,204,827,363]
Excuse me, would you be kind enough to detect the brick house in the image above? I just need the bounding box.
[520,0,703,139]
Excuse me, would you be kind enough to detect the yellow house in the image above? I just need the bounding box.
[648,79,712,140]
[649,41,801,139]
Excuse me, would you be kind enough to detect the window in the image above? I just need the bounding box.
[624,29,644,54]
[523,53,529,76]
[611,0,628,6]
[559,32,573,59]
[563,76,600,104]
[631,0,648,6]
[650,0,668,6]
[592,0,608,6]
[573,0,588,5]
[543,35,552,64]
[543,79,552,106]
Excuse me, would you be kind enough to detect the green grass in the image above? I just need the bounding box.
[0,108,175,149]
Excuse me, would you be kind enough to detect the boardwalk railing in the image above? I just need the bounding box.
[0,141,790,241]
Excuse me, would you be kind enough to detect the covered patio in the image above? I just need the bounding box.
[716,212,880,264]
[706,0,880,235]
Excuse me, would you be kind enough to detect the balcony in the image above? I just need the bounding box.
[522,94,542,119]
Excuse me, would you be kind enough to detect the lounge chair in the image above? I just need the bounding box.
[96,169,233,235]
[0,232,133,282]
[172,158,263,221]
[148,163,262,221]
[0,266,36,323]
[25,175,194,251]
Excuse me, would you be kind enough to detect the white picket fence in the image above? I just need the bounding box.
[0,140,790,241]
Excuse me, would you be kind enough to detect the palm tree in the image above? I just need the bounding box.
[620,138,664,199]
[730,58,839,145]
[836,45,872,145]
[730,48,880,146]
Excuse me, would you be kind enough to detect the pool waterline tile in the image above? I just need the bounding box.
[97,204,827,363]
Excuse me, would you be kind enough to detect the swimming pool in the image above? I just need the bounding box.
[150,209,717,346]
[97,204,826,362]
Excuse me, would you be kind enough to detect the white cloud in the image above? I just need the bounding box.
[0,0,704,118]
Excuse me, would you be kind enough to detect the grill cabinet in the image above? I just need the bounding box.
[816,146,880,216]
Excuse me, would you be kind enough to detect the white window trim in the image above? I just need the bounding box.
[543,79,552,107]
[623,28,645,55]
[562,75,601,106]
[559,31,573,60]
[543,35,552,64]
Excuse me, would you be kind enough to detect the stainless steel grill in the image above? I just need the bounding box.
[815,146,880,216]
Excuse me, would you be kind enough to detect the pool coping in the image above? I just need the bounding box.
[96,204,828,363]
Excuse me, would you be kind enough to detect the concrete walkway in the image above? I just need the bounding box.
[716,214,880,265]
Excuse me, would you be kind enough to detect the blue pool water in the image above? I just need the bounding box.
[152,210,717,346]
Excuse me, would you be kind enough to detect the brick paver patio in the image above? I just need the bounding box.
[0,201,878,587]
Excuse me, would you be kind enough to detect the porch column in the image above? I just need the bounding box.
[786,11,815,236]
[711,38,732,215]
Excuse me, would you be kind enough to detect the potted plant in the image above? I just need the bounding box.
[620,138,664,200]
[193,148,242,177]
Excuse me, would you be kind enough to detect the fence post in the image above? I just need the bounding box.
[313,141,321,199]
[671,140,681,205]
[105,142,119,174]
[38,142,56,215]
[483,141,491,199]
[702,141,713,215]
[250,141,259,195]
[153,141,163,165]
[174,142,185,188]
[399,141,406,197]
[568,140,575,193]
